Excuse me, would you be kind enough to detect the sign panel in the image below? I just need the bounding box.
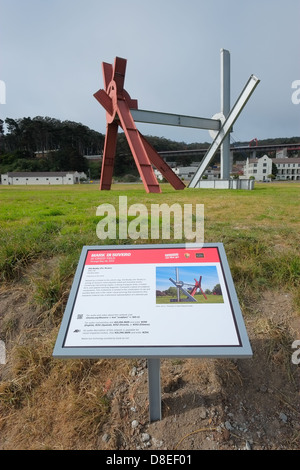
[53,243,252,358]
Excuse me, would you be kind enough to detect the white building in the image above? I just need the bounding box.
[244,155,273,181]
[274,157,300,180]
[244,155,300,181]
[1,171,87,185]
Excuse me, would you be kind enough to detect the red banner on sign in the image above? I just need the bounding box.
[85,247,220,265]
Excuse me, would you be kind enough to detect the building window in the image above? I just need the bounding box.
[263,163,267,167]
[263,169,266,173]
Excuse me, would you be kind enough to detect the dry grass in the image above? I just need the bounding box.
[0,324,133,449]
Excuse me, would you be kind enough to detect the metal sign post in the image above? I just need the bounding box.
[147,358,161,421]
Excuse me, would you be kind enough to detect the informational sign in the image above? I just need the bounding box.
[53,243,252,359]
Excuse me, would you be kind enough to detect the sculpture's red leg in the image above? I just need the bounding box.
[200,287,208,300]
[99,121,118,190]
[138,132,185,190]
[117,100,161,193]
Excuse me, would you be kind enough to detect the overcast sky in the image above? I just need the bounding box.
[1,0,299,144]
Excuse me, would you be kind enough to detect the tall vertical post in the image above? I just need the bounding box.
[220,49,231,180]
[147,358,161,422]
[176,268,180,303]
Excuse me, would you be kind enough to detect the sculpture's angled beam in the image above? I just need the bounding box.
[130,109,220,131]
[94,89,113,116]
[199,287,208,300]
[113,57,127,97]
[138,132,185,190]
[99,121,118,190]
[117,100,161,193]
[123,90,138,110]
[169,278,197,302]
[102,62,113,89]
[189,75,260,188]
[179,285,197,302]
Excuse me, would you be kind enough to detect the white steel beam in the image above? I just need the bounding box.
[220,49,231,180]
[189,74,260,188]
[130,109,221,131]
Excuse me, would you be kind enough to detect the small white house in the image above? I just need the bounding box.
[1,171,87,185]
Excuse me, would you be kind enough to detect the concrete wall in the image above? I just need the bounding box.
[194,179,254,190]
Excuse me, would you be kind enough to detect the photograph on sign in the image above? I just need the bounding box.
[53,244,252,358]
[156,266,224,304]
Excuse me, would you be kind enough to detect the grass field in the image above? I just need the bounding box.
[0,181,299,450]
[0,181,299,299]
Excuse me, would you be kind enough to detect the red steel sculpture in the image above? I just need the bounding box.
[93,57,185,193]
[190,276,208,300]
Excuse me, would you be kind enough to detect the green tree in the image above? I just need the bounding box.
[0,116,104,173]
[212,284,222,295]
[271,162,278,178]
[165,286,177,297]
[88,160,101,180]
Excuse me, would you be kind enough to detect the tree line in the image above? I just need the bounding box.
[0,116,206,179]
[0,117,105,176]
[0,116,193,178]
[1,116,299,179]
